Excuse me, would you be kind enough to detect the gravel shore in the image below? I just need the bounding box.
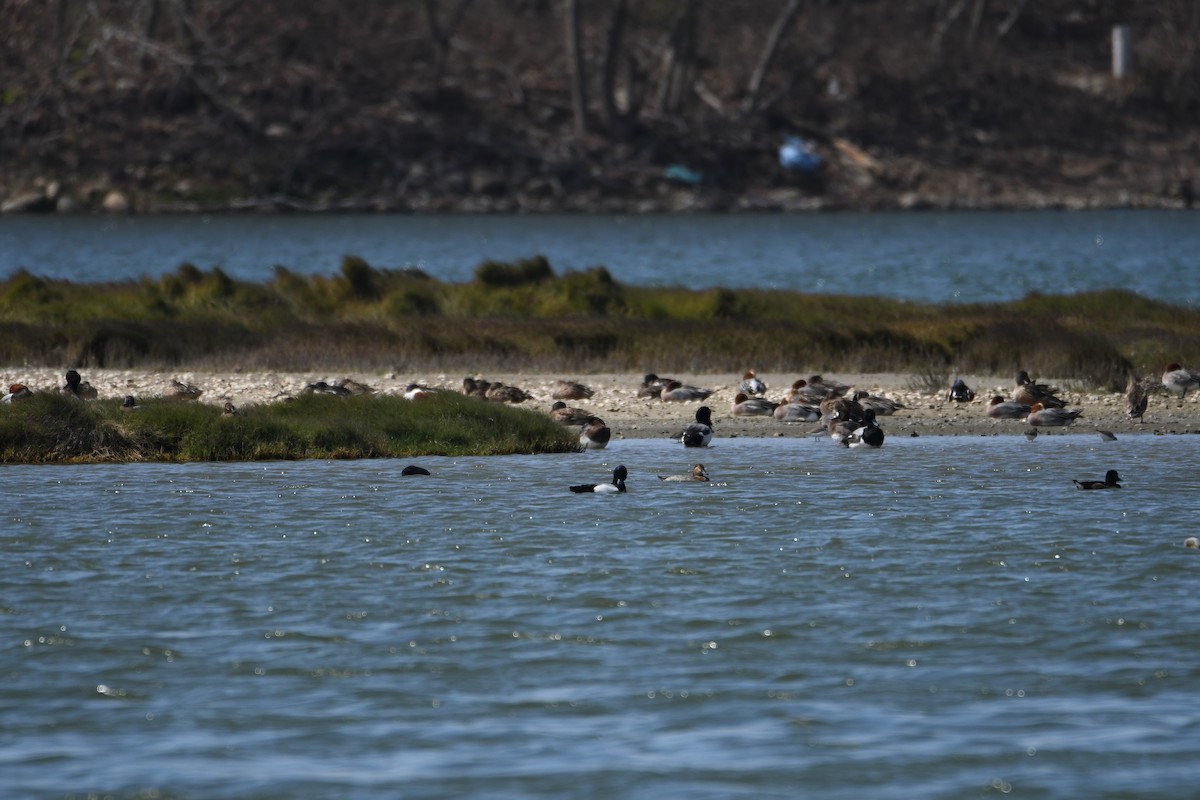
[8,367,1200,440]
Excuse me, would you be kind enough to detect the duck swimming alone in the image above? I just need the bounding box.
[680,406,714,447]
[1162,363,1200,399]
[569,464,628,494]
[1073,469,1121,490]
[401,465,431,476]
[844,408,885,448]
[986,396,1032,419]
[659,463,710,482]
[579,417,612,450]
[1027,402,1082,427]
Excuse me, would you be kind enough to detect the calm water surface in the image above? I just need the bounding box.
[2,210,1197,304]
[4,435,1198,799]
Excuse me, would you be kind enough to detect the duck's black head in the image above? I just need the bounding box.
[1106,469,1121,483]
[696,406,713,425]
[613,465,628,481]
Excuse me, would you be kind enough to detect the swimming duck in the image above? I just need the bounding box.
[1124,375,1148,422]
[1014,371,1066,408]
[946,378,975,402]
[63,369,98,400]
[2,383,33,403]
[986,396,1032,419]
[637,373,675,398]
[550,401,594,426]
[579,417,612,450]
[661,380,714,403]
[1097,430,1117,442]
[569,464,628,494]
[401,465,431,476]
[1027,402,1082,427]
[731,392,778,416]
[552,380,595,400]
[773,401,822,422]
[827,408,861,442]
[738,370,767,397]
[1024,427,1039,441]
[1162,363,1200,399]
[853,391,905,416]
[1073,469,1121,490]
[659,463,710,482]
[844,408,885,448]
[680,406,714,447]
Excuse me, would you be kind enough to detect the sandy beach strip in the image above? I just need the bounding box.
[4,367,1198,439]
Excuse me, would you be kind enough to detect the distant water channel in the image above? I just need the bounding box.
[5,435,1199,799]
[2,209,1197,305]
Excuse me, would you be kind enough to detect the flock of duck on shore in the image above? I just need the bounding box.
[5,363,1199,503]
[448,364,1198,497]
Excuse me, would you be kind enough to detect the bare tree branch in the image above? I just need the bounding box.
[741,0,802,117]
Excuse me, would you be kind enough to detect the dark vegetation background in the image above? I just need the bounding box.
[2,0,1198,213]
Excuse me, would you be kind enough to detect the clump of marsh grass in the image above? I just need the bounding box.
[2,258,1199,384]
[0,391,577,463]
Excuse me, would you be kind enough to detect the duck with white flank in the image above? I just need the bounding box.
[1027,402,1082,427]
[1014,371,1067,408]
[843,408,885,448]
[731,392,778,416]
[2,383,33,403]
[679,406,714,447]
[738,370,767,396]
[946,378,975,402]
[569,464,628,494]
[1073,469,1121,490]
[1162,362,1200,399]
[579,417,612,450]
[986,396,1031,419]
[659,464,710,482]
[660,380,714,403]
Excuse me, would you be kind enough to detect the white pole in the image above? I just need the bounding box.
[1112,25,1133,80]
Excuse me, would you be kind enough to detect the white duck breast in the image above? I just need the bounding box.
[681,406,714,447]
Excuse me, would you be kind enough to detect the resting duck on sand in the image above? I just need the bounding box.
[738,370,767,396]
[946,378,975,403]
[2,383,33,403]
[552,380,595,400]
[986,396,1031,419]
[660,380,714,403]
[1014,371,1067,408]
[550,401,594,426]
[1162,363,1200,399]
[569,465,628,494]
[731,392,778,416]
[1073,469,1121,490]
[1027,402,1082,427]
[853,391,905,416]
[773,402,822,422]
[637,373,675,398]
